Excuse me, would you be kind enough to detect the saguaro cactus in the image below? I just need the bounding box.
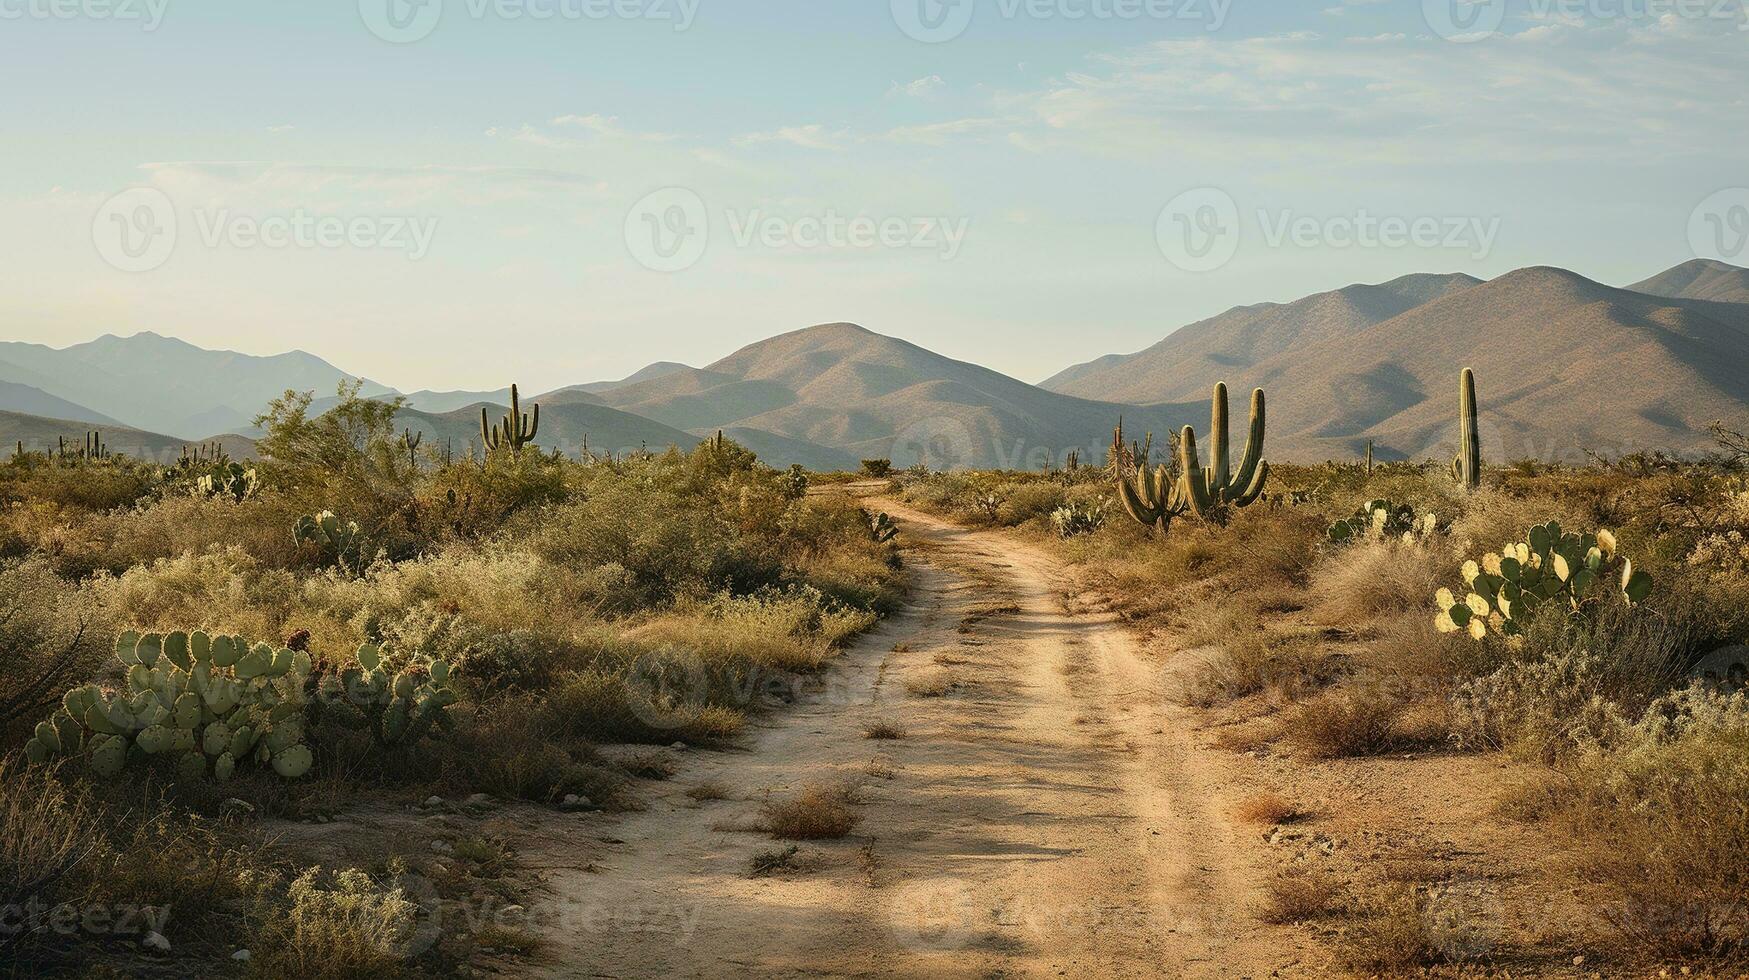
[481,384,540,455]
[1179,383,1269,518]
[1451,368,1481,490]
[401,429,423,467]
[1112,419,1185,533]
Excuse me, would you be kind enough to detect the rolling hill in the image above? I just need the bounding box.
[593,322,1184,469]
[393,395,712,462]
[0,381,120,426]
[1628,258,1749,304]
[1,411,255,463]
[1042,272,1482,403]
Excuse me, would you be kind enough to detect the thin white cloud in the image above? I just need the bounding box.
[888,74,945,98]
[733,124,849,151]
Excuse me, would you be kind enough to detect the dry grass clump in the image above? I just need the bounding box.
[1232,791,1301,825]
[1281,688,1445,759]
[1337,882,1498,974]
[1309,538,1443,624]
[1253,867,1342,924]
[1178,631,1337,708]
[905,668,963,698]
[862,718,906,740]
[763,782,861,840]
[686,780,731,802]
[749,845,802,876]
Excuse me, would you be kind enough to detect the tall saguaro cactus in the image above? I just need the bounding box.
[481,384,540,455]
[1451,368,1481,490]
[1179,383,1269,518]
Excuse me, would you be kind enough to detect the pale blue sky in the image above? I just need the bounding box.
[2,0,1745,391]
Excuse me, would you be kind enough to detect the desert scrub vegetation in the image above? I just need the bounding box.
[0,385,901,975]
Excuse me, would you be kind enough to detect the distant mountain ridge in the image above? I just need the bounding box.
[1629,258,1749,304]
[1042,272,1483,403]
[13,258,1748,468]
[0,332,395,439]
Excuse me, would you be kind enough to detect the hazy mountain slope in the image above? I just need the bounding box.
[1193,266,1749,461]
[1043,273,1482,402]
[1,410,255,462]
[575,361,693,395]
[0,381,120,426]
[0,332,393,438]
[595,323,1184,469]
[1628,258,1749,304]
[401,388,513,415]
[396,396,704,460]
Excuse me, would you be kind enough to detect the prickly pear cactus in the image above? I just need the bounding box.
[1435,523,1652,640]
[22,629,318,783]
[294,511,369,571]
[197,462,260,502]
[1327,499,1440,545]
[312,642,459,748]
[870,512,899,544]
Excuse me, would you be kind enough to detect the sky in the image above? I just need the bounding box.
[1,0,1746,393]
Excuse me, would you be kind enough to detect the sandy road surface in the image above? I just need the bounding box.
[519,492,1318,979]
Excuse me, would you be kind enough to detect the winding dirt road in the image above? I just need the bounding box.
[520,493,1318,978]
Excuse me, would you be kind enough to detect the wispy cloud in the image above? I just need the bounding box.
[888,74,945,98]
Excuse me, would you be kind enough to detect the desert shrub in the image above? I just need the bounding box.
[93,546,300,642]
[247,866,418,979]
[1283,689,1419,759]
[1309,538,1444,625]
[997,480,1066,527]
[0,559,112,749]
[1338,882,1499,973]
[1564,689,1749,960]
[1253,867,1341,924]
[1179,631,1335,708]
[763,782,860,839]
[860,459,892,477]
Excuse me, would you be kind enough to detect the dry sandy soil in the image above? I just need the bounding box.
[498,492,1329,979]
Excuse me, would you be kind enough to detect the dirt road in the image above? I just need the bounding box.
[520,494,1318,978]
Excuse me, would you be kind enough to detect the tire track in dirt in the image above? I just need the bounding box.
[516,492,1319,978]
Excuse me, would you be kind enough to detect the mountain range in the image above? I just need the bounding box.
[5,258,1746,468]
